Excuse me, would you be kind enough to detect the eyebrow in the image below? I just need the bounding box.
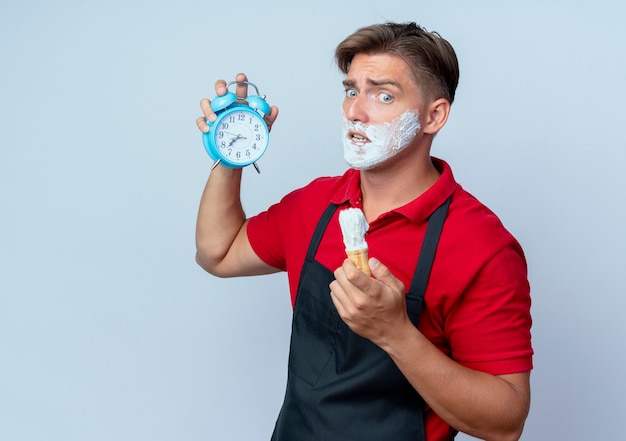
[342,78,402,89]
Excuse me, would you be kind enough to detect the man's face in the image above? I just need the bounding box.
[342,53,424,124]
[341,53,425,170]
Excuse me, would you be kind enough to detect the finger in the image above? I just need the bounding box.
[329,279,357,325]
[265,105,279,131]
[329,279,347,311]
[200,97,217,121]
[330,268,372,335]
[331,260,374,313]
[339,257,374,290]
[332,263,360,299]
[234,72,249,99]
[214,79,227,96]
[196,116,210,133]
[369,258,405,293]
[198,98,216,133]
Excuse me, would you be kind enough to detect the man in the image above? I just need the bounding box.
[196,22,532,441]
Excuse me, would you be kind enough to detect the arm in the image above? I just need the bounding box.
[195,73,280,277]
[330,258,530,441]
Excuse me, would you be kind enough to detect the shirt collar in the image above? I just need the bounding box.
[394,157,458,224]
[329,157,458,225]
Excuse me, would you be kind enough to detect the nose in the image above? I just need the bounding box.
[343,94,369,124]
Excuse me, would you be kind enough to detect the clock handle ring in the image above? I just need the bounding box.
[226,80,261,99]
[226,80,270,115]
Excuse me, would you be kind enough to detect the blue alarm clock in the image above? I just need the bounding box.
[202,81,271,171]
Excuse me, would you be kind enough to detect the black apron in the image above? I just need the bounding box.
[271,197,451,441]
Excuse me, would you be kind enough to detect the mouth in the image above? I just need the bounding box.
[348,130,369,146]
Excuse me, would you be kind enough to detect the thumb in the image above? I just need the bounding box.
[369,257,392,282]
[369,257,406,293]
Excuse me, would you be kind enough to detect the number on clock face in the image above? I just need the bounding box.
[215,110,268,165]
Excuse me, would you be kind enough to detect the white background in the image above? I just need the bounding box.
[1,1,625,439]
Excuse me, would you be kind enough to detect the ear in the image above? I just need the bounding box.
[422,98,451,135]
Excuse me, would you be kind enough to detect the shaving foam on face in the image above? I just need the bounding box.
[338,208,369,251]
[342,109,421,170]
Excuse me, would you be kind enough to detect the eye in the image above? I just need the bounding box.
[378,92,393,103]
[345,89,358,99]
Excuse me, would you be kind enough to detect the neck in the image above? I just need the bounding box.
[359,148,440,222]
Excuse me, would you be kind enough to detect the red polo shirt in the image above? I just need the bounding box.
[247,158,533,440]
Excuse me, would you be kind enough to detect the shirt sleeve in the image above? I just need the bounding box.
[247,199,289,272]
[445,243,533,375]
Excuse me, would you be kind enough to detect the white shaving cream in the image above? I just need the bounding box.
[342,109,421,170]
[338,208,369,251]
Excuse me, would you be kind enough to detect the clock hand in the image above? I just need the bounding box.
[227,133,248,147]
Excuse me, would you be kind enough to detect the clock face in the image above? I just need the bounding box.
[213,109,269,166]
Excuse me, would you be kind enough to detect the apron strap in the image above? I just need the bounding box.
[305,203,339,259]
[407,195,452,326]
